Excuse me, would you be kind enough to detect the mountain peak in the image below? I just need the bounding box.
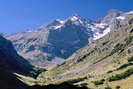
[105,9,123,18]
[68,13,82,21]
[101,9,123,23]
[55,19,65,24]
[72,13,81,18]
[107,9,123,14]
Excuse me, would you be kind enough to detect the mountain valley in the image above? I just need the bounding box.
[0,10,133,89]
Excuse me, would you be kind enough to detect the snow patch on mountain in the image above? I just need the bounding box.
[94,23,107,29]
[53,25,63,29]
[93,27,110,40]
[126,11,133,14]
[87,22,110,40]
[116,16,126,20]
[56,19,65,24]
[70,16,79,21]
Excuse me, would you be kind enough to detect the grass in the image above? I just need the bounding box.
[96,43,126,64]
[80,83,88,87]
[115,86,121,89]
[107,36,133,58]
[116,63,133,71]
[107,57,133,74]
[30,67,46,78]
[105,86,112,89]
[110,43,126,56]
[65,77,87,84]
[93,79,105,85]
[107,70,113,74]
[125,36,133,46]
[107,68,133,82]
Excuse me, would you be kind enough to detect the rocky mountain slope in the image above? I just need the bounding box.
[7,14,92,66]
[0,35,34,74]
[7,10,126,67]
[37,10,133,89]
[0,65,30,89]
[0,35,33,89]
[0,34,87,89]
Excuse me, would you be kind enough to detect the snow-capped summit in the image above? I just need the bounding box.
[116,16,126,20]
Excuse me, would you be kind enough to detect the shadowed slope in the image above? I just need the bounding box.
[30,82,89,89]
[0,35,33,75]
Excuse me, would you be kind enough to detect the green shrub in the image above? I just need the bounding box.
[109,36,133,56]
[107,70,113,73]
[116,63,133,70]
[110,43,125,55]
[93,79,105,85]
[128,56,133,62]
[30,67,46,78]
[105,86,112,89]
[66,77,87,84]
[80,83,88,87]
[107,68,133,82]
[125,36,133,46]
[116,86,120,89]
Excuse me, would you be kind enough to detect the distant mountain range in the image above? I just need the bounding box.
[7,10,133,67]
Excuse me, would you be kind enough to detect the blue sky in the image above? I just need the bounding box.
[0,0,133,34]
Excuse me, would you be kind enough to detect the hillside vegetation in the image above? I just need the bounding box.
[37,12,133,89]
